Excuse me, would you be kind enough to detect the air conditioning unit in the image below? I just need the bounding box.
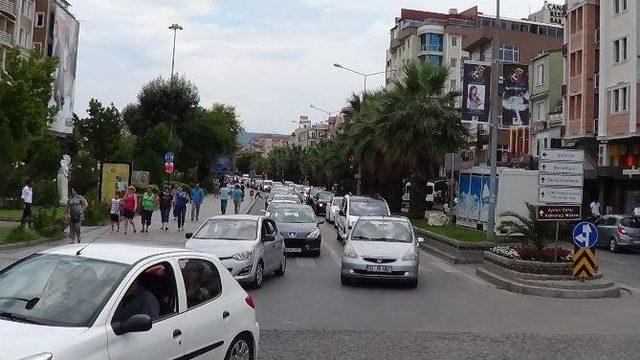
[598,144,609,167]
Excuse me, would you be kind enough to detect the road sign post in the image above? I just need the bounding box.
[571,222,598,281]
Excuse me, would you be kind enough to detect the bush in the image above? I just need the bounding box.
[32,207,65,238]
[83,192,109,226]
[34,179,60,207]
[3,226,42,244]
[516,246,572,262]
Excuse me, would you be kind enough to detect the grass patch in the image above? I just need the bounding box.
[0,206,65,221]
[411,219,508,243]
[0,226,42,245]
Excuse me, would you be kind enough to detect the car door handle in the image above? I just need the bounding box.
[223,311,230,319]
[173,329,182,338]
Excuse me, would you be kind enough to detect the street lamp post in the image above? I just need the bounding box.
[169,23,184,80]
[487,0,502,241]
[333,63,385,195]
[310,104,339,116]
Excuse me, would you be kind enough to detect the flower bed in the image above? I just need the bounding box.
[491,245,573,263]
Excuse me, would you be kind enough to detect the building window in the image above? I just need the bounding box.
[534,101,546,122]
[450,57,457,68]
[499,45,519,63]
[614,0,628,14]
[614,37,628,63]
[33,42,42,52]
[422,33,443,52]
[450,79,457,91]
[36,12,45,28]
[451,36,458,47]
[611,87,628,114]
[425,55,443,66]
[536,64,544,85]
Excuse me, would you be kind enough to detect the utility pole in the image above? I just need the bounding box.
[169,23,183,80]
[487,0,501,241]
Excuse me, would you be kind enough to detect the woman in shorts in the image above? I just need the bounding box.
[122,186,138,235]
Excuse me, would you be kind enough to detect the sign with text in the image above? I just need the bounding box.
[539,162,584,175]
[536,205,581,221]
[461,61,491,123]
[538,187,583,204]
[539,149,585,162]
[538,174,584,188]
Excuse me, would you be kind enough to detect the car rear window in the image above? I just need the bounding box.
[349,201,389,216]
[621,217,640,228]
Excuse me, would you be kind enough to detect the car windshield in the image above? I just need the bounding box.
[332,197,344,206]
[318,191,334,201]
[349,201,388,216]
[194,219,258,240]
[270,207,316,223]
[621,217,640,228]
[0,254,129,327]
[351,220,412,243]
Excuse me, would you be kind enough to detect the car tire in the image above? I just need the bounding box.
[407,278,418,288]
[224,334,254,360]
[251,261,264,289]
[275,256,286,277]
[340,274,351,286]
[609,238,619,253]
[312,249,321,257]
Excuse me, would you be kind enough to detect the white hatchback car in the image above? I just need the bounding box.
[0,243,259,360]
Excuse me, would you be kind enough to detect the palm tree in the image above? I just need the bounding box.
[499,203,555,250]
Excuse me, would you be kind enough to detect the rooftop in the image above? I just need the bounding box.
[42,243,194,265]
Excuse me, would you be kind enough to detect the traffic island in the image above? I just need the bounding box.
[476,251,621,299]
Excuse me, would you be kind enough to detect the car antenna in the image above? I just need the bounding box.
[76,236,100,256]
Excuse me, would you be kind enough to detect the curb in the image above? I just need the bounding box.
[0,225,105,251]
[0,217,20,222]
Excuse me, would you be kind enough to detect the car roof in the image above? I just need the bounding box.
[208,214,262,221]
[348,195,387,203]
[41,243,197,265]
[357,215,409,222]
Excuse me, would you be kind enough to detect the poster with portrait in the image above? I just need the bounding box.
[462,61,492,123]
[502,64,530,126]
[100,163,132,202]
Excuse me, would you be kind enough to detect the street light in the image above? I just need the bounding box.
[168,23,184,80]
[310,104,339,116]
[333,63,385,94]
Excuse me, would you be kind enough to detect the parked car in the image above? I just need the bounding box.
[326,196,343,225]
[0,243,259,360]
[186,215,286,288]
[336,195,391,242]
[268,204,323,256]
[595,215,640,253]
[312,191,335,215]
[341,216,422,288]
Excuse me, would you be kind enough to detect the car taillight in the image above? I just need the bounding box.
[617,225,628,235]
[245,295,255,308]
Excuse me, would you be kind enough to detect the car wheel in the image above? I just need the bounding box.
[275,256,286,276]
[312,249,321,257]
[340,274,351,286]
[407,278,418,288]
[251,261,264,289]
[609,238,619,253]
[224,334,254,360]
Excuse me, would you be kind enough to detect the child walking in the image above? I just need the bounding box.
[110,192,121,232]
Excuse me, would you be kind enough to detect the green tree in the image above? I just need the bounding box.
[74,99,124,162]
[499,203,555,250]
[236,152,262,175]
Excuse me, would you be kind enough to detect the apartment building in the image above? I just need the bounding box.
[248,134,290,157]
[291,122,329,149]
[530,50,564,157]
[0,0,35,68]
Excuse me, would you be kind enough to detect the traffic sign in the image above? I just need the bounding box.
[538,174,583,188]
[540,149,585,162]
[536,205,582,221]
[572,222,598,248]
[164,152,175,163]
[165,162,174,174]
[573,247,597,280]
[539,187,583,204]
[539,162,583,175]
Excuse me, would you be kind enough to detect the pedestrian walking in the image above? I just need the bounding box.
[589,199,601,221]
[219,183,231,215]
[122,186,138,235]
[190,183,205,222]
[171,185,179,222]
[159,186,174,231]
[175,187,190,231]
[233,184,243,214]
[213,180,219,199]
[65,186,89,244]
[634,204,640,217]
[110,192,121,232]
[20,179,34,227]
[141,188,157,233]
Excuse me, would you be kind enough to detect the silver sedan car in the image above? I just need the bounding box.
[341,216,422,288]
[186,214,286,288]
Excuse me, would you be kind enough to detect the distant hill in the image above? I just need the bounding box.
[237,132,268,149]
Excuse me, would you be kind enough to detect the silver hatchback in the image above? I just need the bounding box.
[595,215,640,253]
[341,216,422,288]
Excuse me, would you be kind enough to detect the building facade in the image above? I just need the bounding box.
[0,0,35,68]
[530,50,564,157]
[291,122,329,149]
[248,134,290,157]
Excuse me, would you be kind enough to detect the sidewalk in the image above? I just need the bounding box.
[0,195,257,269]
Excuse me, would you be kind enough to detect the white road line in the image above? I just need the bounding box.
[323,239,341,263]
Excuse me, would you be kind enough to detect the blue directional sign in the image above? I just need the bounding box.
[164,152,175,163]
[572,222,598,248]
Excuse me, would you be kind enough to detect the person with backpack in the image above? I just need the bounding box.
[174,187,190,232]
[233,184,244,214]
[159,186,174,231]
[122,186,138,235]
[65,186,89,243]
[141,188,157,233]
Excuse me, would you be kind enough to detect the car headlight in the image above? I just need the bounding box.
[19,354,53,360]
[343,244,358,259]
[402,248,418,261]
[233,250,255,261]
[307,228,321,238]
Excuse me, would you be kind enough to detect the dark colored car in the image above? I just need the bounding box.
[306,187,325,206]
[268,204,323,257]
[595,215,640,253]
[312,191,335,215]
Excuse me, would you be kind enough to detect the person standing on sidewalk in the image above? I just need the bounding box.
[122,186,138,235]
[233,184,244,214]
[65,186,89,244]
[213,180,219,199]
[20,179,34,227]
[159,186,174,231]
[175,187,190,232]
[141,188,157,233]
[110,192,121,233]
[219,183,231,215]
[190,183,205,222]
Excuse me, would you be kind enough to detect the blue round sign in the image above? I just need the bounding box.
[164,152,175,163]
[572,222,598,248]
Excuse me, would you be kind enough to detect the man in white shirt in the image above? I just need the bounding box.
[589,200,601,219]
[20,179,34,227]
[634,205,640,217]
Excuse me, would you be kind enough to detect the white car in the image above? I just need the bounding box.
[326,196,343,225]
[336,195,391,243]
[0,243,259,360]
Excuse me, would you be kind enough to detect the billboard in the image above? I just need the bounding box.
[211,155,232,175]
[50,4,80,135]
[461,61,491,123]
[100,163,132,202]
[502,64,530,126]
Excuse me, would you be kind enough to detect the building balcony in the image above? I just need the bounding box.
[0,29,12,47]
[0,0,15,20]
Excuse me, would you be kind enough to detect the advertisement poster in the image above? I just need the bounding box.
[211,155,232,175]
[100,163,132,202]
[461,61,491,123]
[502,64,530,126]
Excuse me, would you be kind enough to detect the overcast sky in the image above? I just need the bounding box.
[72,0,549,134]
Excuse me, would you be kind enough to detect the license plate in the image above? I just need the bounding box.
[366,265,392,273]
[285,248,302,253]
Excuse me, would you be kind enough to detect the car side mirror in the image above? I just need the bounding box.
[348,224,353,230]
[417,237,425,244]
[113,314,152,336]
[185,233,193,239]
[262,234,275,242]
[259,209,266,214]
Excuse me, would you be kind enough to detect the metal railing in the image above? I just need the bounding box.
[0,30,12,47]
[0,0,15,18]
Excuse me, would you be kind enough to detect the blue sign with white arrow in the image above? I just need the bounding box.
[164,152,175,163]
[572,222,598,248]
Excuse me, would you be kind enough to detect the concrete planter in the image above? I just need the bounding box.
[483,251,572,276]
[414,227,509,264]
